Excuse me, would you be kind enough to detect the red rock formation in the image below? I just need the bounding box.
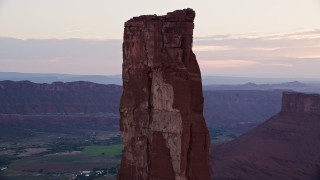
[118,9,211,180]
[281,91,320,115]
[212,91,320,180]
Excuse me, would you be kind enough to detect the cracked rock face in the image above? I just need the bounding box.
[117,9,211,180]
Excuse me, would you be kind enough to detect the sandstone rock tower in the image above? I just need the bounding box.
[118,9,211,180]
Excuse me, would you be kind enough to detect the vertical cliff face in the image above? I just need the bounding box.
[118,9,211,180]
[281,92,320,115]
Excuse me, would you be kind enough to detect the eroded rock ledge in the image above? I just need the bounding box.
[281,91,320,115]
[117,9,211,180]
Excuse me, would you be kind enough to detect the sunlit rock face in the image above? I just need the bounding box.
[117,9,211,180]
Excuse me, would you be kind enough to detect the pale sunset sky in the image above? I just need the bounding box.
[0,0,319,78]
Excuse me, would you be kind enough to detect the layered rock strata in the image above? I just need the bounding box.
[117,9,211,180]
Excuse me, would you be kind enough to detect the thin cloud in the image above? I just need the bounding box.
[42,57,73,64]
[195,29,320,47]
[263,63,293,67]
[1,29,319,78]
[194,29,320,64]
[63,28,90,34]
[250,47,283,51]
[199,60,259,69]
[193,45,232,52]
[296,57,320,61]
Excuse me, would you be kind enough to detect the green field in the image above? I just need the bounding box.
[82,145,123,156]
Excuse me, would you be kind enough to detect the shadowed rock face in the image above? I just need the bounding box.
[212,92,320,180]
[281,92,320,115]
[117,9,211,180]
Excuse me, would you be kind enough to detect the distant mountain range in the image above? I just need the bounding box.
[1,72,320,86]
[204,81,320,93]
[0,72,122,85]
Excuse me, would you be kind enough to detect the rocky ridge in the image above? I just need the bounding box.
[212,91,320,180]
[0,80,121,114]
[118,9,211,180]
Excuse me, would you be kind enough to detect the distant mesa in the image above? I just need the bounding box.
[212,91,320,180]
[117,9,211,179]
[0,80,122,114]
[0,80,123,137]
[281,91,320,115]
